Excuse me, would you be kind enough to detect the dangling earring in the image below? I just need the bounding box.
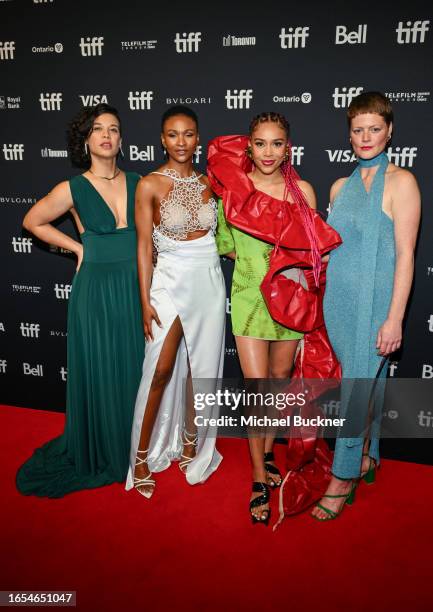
[84,142,89,156]
[245,145,252,159]
[120,145,125,158]
[283,147,290,162]
[163,147,167,157]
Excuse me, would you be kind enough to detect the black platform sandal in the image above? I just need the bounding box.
[250,482,270,525]
[264,451,282,488]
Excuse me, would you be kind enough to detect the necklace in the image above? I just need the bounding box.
[88,168,121,181]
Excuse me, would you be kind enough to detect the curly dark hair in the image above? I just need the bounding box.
[67,103,122,169]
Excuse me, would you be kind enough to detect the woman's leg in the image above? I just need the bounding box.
[264,339,299,485]
[134,317,184,494]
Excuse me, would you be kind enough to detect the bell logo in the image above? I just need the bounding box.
[279,27,309,49]
[12,237,32,253]
[0,41,15,60]
[225,89,253,110]
[79,36,104,56]
[428,314,433,332]
[387,147,417,168]
[396,20,430,44]
[54,283,71,299]
[332,86,363,108]
[129,145,155,162]
[39,92,62,111]
[128,91,153,110]
[20,323,40,338]
[335,25,367,44]
[174,32,202,53]
[60,366,67,381]
[23,363,44,376]
[79,94,108,106]
[422,364,433,378]
[0,359,7,374]
[3,144,24,160]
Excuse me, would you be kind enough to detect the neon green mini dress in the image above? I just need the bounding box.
[216,199,303,341]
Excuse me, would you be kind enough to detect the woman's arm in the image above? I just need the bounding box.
[135,177,161,341]
[23,181,83,270]
[376,170,421,356]
[297,179,317,210]
[216,199,235,259]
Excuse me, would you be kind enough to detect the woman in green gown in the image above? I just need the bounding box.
[16,104,144,497]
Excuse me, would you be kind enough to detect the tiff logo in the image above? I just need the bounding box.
[0,42,15,60]
[34,0,54,3]
[0,359,6,373]
[291,146,304,166]
[428,314,433,332]
[80,94,108,106]
[388,361,399,377]
[60,366,67,381]
[194,145,202,163]
[12,237,32,253]
[54,283,72,299]
[129,145,155,162]
[3,144,24,160]
[335,24,367,44]
[225,89,253,109]
[418,410,433,426]
[20,322,40,338]
[128,91,153,110]
[396,20,430,44]
[39,92,62,111]
[279,27,309,49]
[174,32,202,53]
[387,147,417,168]
[79,36,104,56]
[332,86,363,108]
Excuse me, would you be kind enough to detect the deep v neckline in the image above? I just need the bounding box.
[82,173,129,230]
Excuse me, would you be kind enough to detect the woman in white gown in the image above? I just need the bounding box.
[126,106,226,497]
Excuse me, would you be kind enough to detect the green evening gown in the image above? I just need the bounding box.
[216,199,303,341]
[16,172,144,497]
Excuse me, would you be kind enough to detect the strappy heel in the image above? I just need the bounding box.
[264,451,282,488]
[179,430,198,474]
[361,453,377,484]
[312,481,356,521]
[133,449,156,499]
[250,482,270,525]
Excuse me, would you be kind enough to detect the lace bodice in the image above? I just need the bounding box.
[152,168,217,252]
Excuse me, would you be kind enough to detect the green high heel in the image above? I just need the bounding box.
[361,453,376,484]
[312,481,356,521]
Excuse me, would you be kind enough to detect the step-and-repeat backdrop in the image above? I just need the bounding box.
[1,0,432,459]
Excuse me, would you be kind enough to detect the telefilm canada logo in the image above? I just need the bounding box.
[273,92,312,104]
[225,89,253,109]
[79,94,108,106]
[0,41,15,60]
[128,91,153,110]
[223,35,256,47]
[395,20,430,43]
[120,40,157,51]
[32,42,63,53]
[385,91,430,103]
[12,284,41,294]
[279,27,309,49]
[79,36,104,56]
[0,95,21,110]
[174,32,201,53]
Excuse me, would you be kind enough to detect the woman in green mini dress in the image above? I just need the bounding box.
[16,104,144,497]
[216,113,317,524]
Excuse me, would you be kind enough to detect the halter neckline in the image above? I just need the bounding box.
[357,151,388,168]
[152,168,203,182]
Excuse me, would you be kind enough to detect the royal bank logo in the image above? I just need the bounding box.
[54,283,71,299]
[385,91,430,103]
[165,96,212,105]
[0,360,7,374]
[0,41,15,60]
[39,92,62,111]
[174,32,201,53]
[222,35,256,47]
[279,27,309,49]
[225,89,253,110]
[121,40,157,51]
[273,92,312,104]
[32,43,63,53]
[2,143,24,160]
[49,245,72,253]
[128,91,153,110]
[12,284,41,293]
[387,147,417,168]
[326,149,357,163]
[332,86,363,108]
[396,20,430,43]
[427,314,433,333]
[79,94,108,106]
[20,322,40,338]
[335,24,367,44]
[23,362,44,376]
[12,237,32,253]
[79,36,104,56]
[129,145,155,162]
[60,366,67,381]
[0,95,21,110]
[41,147,68,158]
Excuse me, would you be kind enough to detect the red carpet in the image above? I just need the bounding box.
[1,404,432,612]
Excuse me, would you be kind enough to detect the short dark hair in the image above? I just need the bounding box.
[249,112,290,138]
[347,91,393,128]
[67,103,122,169]
[161,105,199,131]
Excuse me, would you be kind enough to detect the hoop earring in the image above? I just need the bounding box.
[84,142,88,156]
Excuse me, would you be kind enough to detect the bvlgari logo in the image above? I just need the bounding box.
[165,97,212,105]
